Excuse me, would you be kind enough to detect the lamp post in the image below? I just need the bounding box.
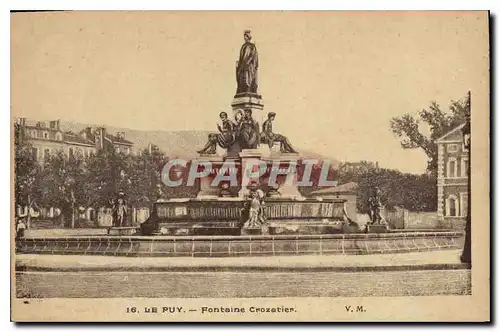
[460,91,471,264]
[66,177,76,229]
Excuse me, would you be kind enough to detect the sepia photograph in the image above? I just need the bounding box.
[10,11,490,322]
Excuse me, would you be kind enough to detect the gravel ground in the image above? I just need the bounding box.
[15,250,470,298]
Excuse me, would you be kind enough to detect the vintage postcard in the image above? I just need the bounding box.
[11,11,490,322]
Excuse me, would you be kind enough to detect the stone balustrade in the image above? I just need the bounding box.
[16,231,464,257]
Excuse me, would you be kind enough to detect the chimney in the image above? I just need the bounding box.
[95,127,106,150]
[81,126,92,141]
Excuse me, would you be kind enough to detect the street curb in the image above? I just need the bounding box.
[16,262,471,273]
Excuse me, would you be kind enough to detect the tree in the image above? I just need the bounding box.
[360,169,437,213]
[390,93,470,176]
[336,167,437,213]
[14,122,42,229]
[39,150,87,228]
[127,146,168,206]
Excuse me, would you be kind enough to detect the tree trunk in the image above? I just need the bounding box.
[71,190,76,229]
[27,195,31,230]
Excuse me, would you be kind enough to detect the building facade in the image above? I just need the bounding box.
[81,127,133,155]
[17,118,96,162]
[17,118,134,162]
[436,123,468,229]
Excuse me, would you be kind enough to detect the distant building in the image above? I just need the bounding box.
[436,123,468,229]
[16,118,134,162]
[81,127,133,155]
[17,118,96,162]
[339,160,379,173]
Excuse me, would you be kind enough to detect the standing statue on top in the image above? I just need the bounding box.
[236,30,259,94]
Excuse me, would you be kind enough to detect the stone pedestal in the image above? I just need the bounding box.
[231,92,264,114]
[267,153,303,199]
[227,93,265,158]
[195,156,224,199]
[238,149,263,197]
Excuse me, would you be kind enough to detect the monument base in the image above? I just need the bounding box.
[366,224,389,233]
[194,155,225,198]
[268,221,344,235]
[107,227,139,236]
[241,227,263,236]
[231,92,264,112]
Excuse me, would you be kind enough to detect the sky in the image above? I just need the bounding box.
[11,11,489,174]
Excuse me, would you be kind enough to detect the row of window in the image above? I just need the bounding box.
[31,147,95,161]
[27,130,63,141]
[115,146,131,155]
[31,146,132,161]
[446,156,468,178]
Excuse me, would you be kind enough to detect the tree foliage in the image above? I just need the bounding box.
[14,123,42,209]
[38,150,87,227]
[337,166,436,213]
[389,94,470,176]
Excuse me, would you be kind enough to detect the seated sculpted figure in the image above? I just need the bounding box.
[197,112,235,154]
[237,109,260,149]
[261,112,297,153]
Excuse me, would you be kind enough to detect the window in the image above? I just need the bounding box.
[460,192,468,217]
[43,132,48,139]
[446,195,459,217]
[115,147,120,154]
[43,149,50,160]
[447,144,458,153]
[461,158,469,177]
[447,158,457,178]
[69,148,74,158]
[31,147,38,161]
[55,132,62,141]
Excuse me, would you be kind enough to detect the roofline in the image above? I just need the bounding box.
[63,140,96,147]
[23,125,61,132]
[113,142,133,146]
[435,123,466,143]
[27,137,95,147]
